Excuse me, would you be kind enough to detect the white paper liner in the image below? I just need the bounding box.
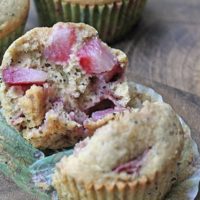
[133,81,200,200]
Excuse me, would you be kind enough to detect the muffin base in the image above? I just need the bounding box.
[34,0,147,43]
[53,161,176,200]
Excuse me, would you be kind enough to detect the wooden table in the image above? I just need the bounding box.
[1,0,200,199]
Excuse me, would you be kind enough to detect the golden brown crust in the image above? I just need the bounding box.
[0,0,29,38]
[23,110,81,149]
[84,114,117,135]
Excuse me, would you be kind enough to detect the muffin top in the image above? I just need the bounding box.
[56,101,184,183]
[62,0,121,6]
[0,0,29,38]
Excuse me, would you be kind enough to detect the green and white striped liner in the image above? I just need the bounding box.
[0,24,25,62]
[34,0,147,43]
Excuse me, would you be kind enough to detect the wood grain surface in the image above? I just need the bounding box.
[1,0,200,199]
[114,0,200,96]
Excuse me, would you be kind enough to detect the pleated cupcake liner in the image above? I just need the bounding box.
[53,164,175,200]
[0,24,25,62]
[34,0,147,43]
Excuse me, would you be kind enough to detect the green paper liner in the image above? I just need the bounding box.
[0,82,199,200]
[34,0,147,43]
[0,24,25,62]
[0,111,49,199]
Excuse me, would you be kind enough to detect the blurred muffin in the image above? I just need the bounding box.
[34,0,147,43]
[0,0,29,60]
[0,22,130,149]
[53,101,184,200]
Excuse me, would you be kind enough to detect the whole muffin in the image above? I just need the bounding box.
[0,22,130,149]
[0,0,30,60]
[53,101,184,200]
[34,0,147,43]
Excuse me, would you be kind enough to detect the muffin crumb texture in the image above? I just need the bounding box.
[0,22,131,149]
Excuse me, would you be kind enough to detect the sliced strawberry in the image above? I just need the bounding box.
[91,108,115,121]
[77,38,117,74]
[113,150,149,174]
[44,23,76,64]
[2,67,48,85]
[113,159,142,174]
[91,107,126,121]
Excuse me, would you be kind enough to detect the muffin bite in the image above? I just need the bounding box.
[34,0,147,43]
[0,0,29,60]
[0,22,130,149]
[53,101,184,200]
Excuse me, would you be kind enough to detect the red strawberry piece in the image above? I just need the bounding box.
[113,150,149,174]
[91,107,127,121]
[101,64,124,82]
[2,67,48,85]
[20,85,32,92]
[113,159,142,174]
[91,108,115,121]
[44,23,76,64]
[77,38,117,74]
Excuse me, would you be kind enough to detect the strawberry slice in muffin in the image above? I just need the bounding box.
[77,37,118,74]
[3,67,48,85]
[44,24,76,64]
[0,22,130,149]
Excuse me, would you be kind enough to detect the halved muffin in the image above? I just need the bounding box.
[0,22,130,149]
[53,101,184,200]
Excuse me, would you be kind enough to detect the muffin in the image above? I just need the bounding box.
[53,101,184,200]
[0,0,30,60]
[0,22,131,149]
[34,0,147,43]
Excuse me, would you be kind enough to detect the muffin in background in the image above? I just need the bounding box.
[34,0,147,43]
[0,0,30,60]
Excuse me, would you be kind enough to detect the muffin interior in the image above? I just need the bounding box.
[0,23,129,148]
